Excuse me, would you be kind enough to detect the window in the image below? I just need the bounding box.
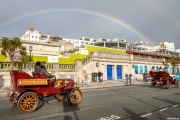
[140,66,143,74]
[134,65,138,74]
[84,38,90,41]
[102,39,106,42]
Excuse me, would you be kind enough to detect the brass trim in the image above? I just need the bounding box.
[18,79,48,86]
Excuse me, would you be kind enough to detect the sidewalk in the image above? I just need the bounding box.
[80,79,150,90]
[0,79,150,98]
[0,89,7,98]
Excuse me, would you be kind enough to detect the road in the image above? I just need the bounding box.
[0,84,180,120]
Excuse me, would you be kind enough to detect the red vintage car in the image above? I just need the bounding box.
[149,71,179,89]
[8,70,82,113]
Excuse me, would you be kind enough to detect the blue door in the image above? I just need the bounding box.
[116,65,122,79]
[107,65,112,80]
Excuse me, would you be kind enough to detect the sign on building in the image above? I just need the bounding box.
[80,49,88,55]
[48,56,58,63]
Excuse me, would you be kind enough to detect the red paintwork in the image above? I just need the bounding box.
[32,72,47,79]
[9,70,75,96]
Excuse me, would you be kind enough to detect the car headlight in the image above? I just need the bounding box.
[64,79,69,86]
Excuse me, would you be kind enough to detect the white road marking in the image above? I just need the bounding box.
[141,113,152,117]
[173,104,179,107]
[159,108,167,111]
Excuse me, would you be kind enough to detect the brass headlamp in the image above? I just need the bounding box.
[75,82,80,88]
[64,79,69,86]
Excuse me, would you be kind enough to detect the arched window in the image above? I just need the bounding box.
[169,66,172,73]
[172,66,174,73]
[166,66,169,72]
[140,65,143,74]
[134,65,138,74]
[144,65,148,73]
[177,67,179,73]
[156,66,159,71]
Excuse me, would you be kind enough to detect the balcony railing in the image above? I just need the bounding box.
[0,62,76,72]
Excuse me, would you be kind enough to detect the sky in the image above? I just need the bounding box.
[0,0,180,48]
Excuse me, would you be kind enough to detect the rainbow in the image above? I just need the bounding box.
[0,8,154,44]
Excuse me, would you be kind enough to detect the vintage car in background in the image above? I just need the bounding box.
[149,71,179,89]
[7,70,82,113]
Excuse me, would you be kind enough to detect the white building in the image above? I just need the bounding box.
[20,28,51,43]
[175,49,180,53]
[62,38,78,48]
[163,42,175,51]
[112,38,127,43]
[79,37,95,46]
[96,38,111,42]
[132,40,154,52]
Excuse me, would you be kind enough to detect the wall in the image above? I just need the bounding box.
[0,54,5,62]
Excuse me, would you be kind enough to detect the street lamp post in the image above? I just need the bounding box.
[29,46,33,62]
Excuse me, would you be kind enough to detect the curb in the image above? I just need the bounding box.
[80,82,150,90]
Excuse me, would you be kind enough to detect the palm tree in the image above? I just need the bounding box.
[169,55,180,74]
[0,37,27,70]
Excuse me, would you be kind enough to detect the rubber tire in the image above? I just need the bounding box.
[17,92,39,113]
[67,88,82,106]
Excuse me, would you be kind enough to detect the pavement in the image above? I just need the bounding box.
[0,79,150,98]
[80,79,150,90]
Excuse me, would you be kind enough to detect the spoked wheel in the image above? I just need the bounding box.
[150,80,155,88]
[67,88,82,106]
[17,92,39,113]
[175,80,179,88]
[166,80,171,89]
